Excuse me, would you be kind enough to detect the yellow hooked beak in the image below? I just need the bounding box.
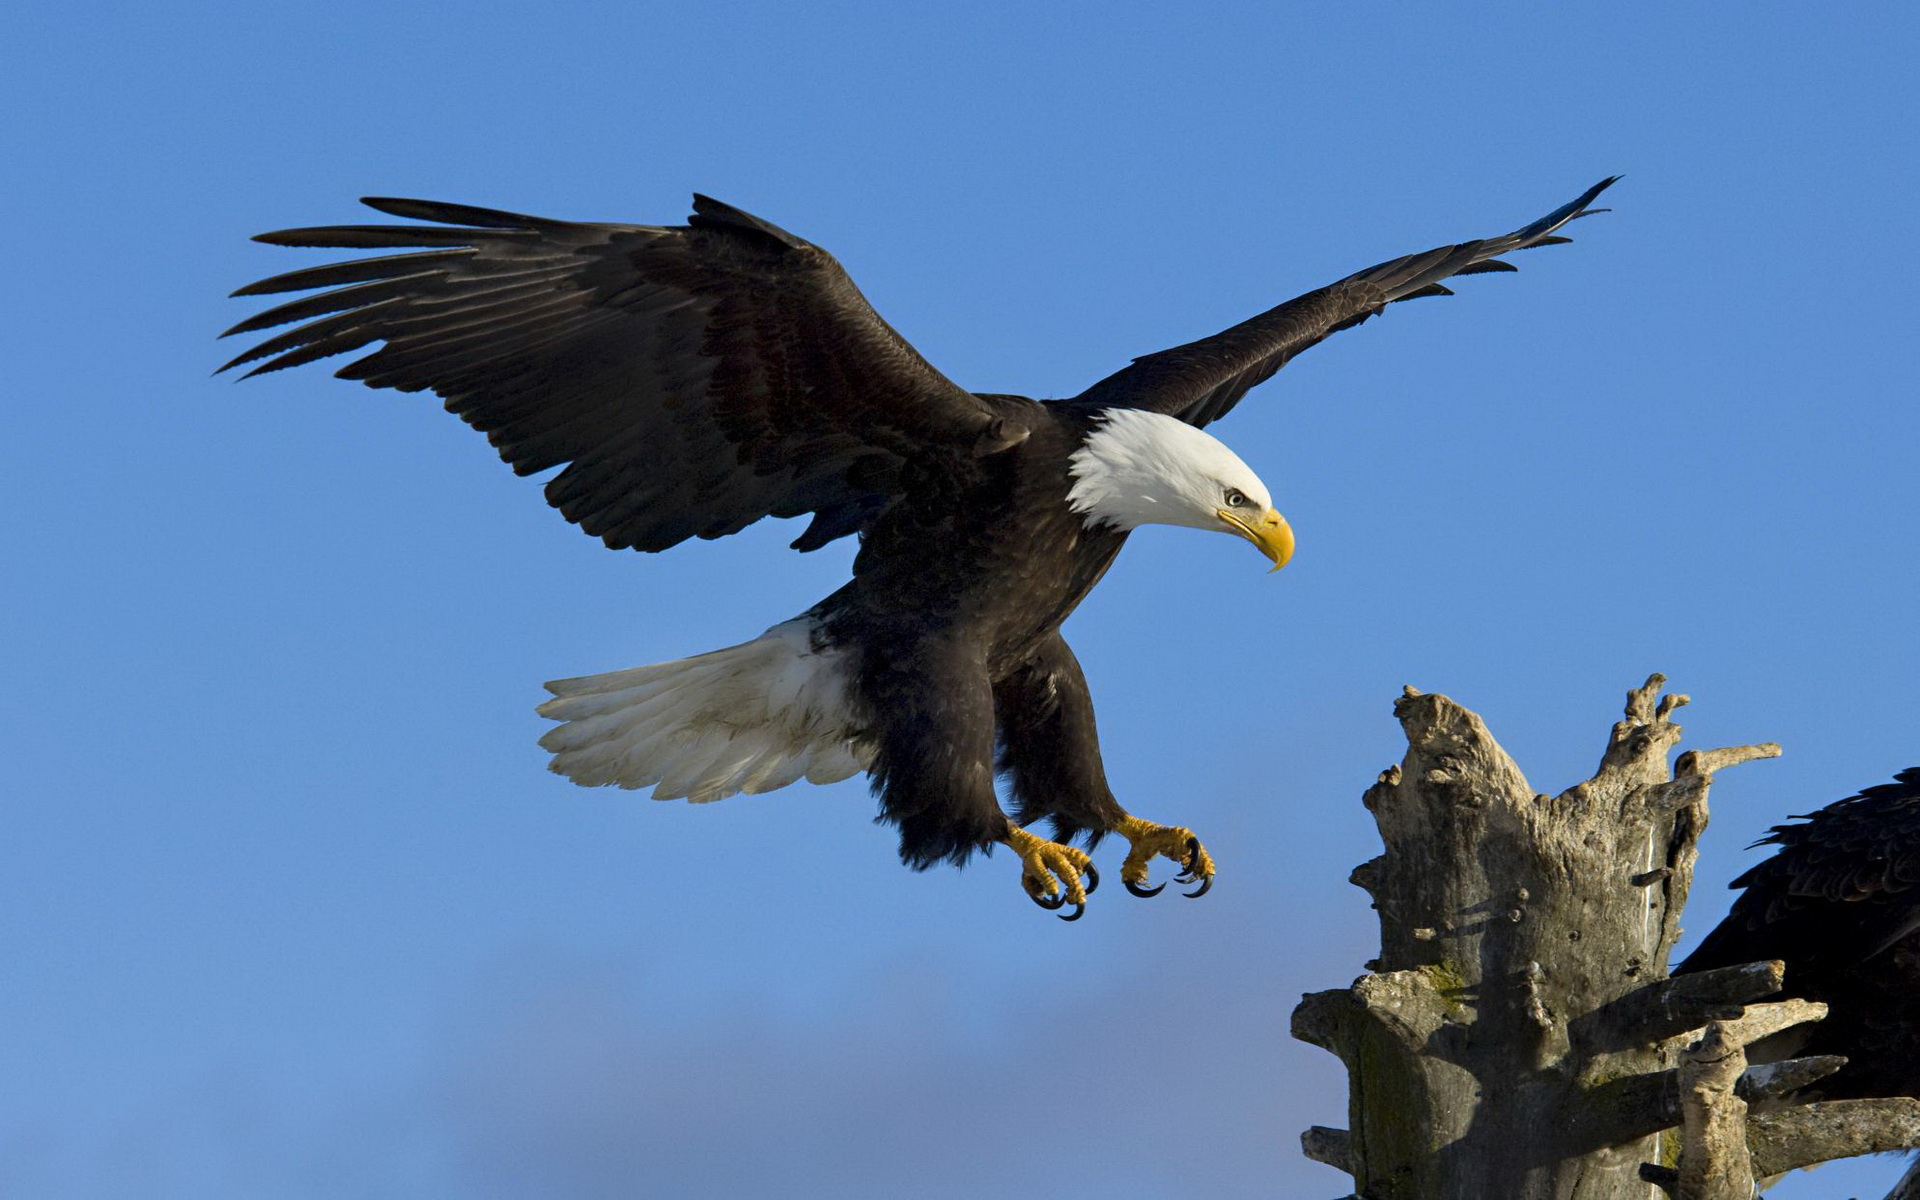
[1217,506,1295,573]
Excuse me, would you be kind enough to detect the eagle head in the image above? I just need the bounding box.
[1066,409,1294,571]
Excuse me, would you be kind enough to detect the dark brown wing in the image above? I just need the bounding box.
[1678,768,1920,1100]
[1068,178,1618,428]
[221,196,1015,552]
[1682,768,1920,975]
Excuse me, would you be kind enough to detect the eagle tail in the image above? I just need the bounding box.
[535,618,872,803]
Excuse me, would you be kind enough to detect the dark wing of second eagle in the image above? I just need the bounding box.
[1070,177,1619,428]
[1678,767,1920,1100]
[220,196,1009,553]
[1683,768,1920,980]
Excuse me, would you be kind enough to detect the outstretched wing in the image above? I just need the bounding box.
[1069,177,1618,428]
[221,196,1015,552]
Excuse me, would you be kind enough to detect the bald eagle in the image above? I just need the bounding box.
[221,178,1615,918]
[1679,767,1920,1100]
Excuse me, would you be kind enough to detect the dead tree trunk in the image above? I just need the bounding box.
[1292,676,1920,1198]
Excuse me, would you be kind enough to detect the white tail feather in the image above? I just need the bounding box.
[537,618,873,803]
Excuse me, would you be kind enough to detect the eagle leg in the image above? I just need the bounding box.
[1115,814,1216,900]
[1003,823,1097,921]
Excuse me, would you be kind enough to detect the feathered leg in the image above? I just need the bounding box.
[995,632,1215,899]
[863,637,1093,916]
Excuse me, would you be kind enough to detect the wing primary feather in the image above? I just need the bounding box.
[216,296,409,374]
[357,196,572,229]
[218,272,443,337]
[230,250,475,297]
[236,332,383,379]
[252,224,537,249]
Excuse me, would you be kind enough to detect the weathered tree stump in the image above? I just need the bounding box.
[1292,676,1920,1198]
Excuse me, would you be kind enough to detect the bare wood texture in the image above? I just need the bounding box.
[1291,677,1896,1198]
[1674,1023,1753,1199]
[1748,1099,1920,1176]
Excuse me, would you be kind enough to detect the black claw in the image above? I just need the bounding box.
[1183,836,1202,871]
[1056,901,1086,922]
[1081,862,1100,896]
[1029,875,1075,913]
[1182,875,1214,900]
[1125,878,1167,898]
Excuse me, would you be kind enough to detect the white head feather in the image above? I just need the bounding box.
[1066,409,1274,532]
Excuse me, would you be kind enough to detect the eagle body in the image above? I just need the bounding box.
[827,397,1126,673]
[223,180,1615,912]
[821,401,1133,867]
[547,402,1149,868]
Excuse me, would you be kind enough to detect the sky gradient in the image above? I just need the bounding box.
[6,3,1918,1196]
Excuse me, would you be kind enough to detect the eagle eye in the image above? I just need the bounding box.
[1223,488,1249,508]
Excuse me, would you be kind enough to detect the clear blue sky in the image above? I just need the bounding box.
[5,3,1916,1196]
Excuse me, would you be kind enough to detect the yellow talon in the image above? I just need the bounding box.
[1116,814,1216,898]
[1003,823,1094,914]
